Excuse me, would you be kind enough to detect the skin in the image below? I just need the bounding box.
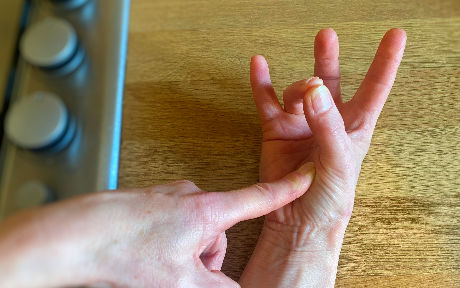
[239,28,406,287]
[0,163,315,288]
[0,28,406,288]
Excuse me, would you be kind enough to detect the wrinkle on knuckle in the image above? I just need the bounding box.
[191,193,220,227]
[365,66,396,89]
[320,76,341,83]
[315,57,339,65]
[330,124,344,139]
[375,50,402,65]
[317,113,345,136]
[254,183,276,211]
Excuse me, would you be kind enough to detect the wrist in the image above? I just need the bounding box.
[252,220,346,267]
[240,219,348,288]
[262,216,349,253]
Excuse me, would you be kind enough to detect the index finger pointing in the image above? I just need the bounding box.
[199,162,315,232]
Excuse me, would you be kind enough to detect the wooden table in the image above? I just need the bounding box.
[120,1,460,286]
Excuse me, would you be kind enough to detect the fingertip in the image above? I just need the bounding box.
[297,162,316,182]
[386,28,407,40]
[303,80,333,115]
[289,162,316,198]
[382,28,407,52]
[316,28,338,41]
[251,55,268,68]
[303,77,325,109]
[274,163,315,202]
[250,55,270,81]
[305,76,324,88]
[314,28,339,58]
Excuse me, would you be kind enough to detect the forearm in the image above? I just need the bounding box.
[240,220,347,288]
[0,206,98,288]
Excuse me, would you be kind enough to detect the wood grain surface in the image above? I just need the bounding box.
[119,0,460,286]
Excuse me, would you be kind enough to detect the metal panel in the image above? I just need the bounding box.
[0,0,130,219]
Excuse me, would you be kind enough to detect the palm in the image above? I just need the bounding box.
[260,100,370,180]
[261,100,371,226]
[260,113,314,180]
[250,29,406,228]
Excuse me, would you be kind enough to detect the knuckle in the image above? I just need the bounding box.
[189,193,220,226]
[254,183,276,210]
[320,74,341,82]
[326,117,345,137]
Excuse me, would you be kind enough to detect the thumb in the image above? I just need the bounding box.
[199,162,315,231]
[303,82,350,167]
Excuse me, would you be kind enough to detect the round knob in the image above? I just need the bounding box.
[15,181,54,209]
[50,0,89,10]
[5,92,71,151]
[20,17,84,74]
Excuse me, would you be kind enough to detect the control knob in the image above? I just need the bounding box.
[15,181,55,209]
[4,92,76,152]
[20,17,84,75]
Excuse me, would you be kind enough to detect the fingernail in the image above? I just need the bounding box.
[305,77,323,87]
[298,162,315,176]
[310,85,332,114]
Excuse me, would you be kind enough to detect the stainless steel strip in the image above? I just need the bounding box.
[0,0,130,219]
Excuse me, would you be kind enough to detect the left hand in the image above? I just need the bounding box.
[240,28,406,287]
[252,28,406,235]
[0,163,315,288]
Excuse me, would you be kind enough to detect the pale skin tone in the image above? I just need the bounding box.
[240,28,406,287]
[0,164,315,288]
[0,28,406,287]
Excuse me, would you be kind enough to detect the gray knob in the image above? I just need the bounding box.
[15,181,54,209]
[50,0,89,10]
[20,17,84,74]
[5,92,70,151]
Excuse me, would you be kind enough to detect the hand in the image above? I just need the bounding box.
[240,28,406,287]
[0,164,314,288]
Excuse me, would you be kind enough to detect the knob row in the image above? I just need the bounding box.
[3,0,89,212]
[6,7,86,151]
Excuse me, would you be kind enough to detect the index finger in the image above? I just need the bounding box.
[250,55,283,121]
[198,162,315,232]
